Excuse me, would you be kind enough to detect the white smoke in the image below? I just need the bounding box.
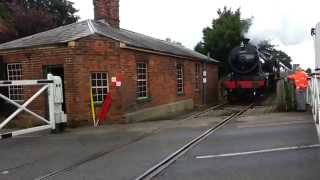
[246,17,307,46]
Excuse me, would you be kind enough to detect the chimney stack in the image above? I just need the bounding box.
[94,0,120,28]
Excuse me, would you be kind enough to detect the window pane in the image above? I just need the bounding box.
[103,80,107,86]
[92,80,97,86]
[176,64,184,93]
[91,73,96,79]
[91,72,108,103]
[7,64,23,101]
[92,88,97,95]
[97,80,102,86]
[98,88,103,95]
[136,63,148,98]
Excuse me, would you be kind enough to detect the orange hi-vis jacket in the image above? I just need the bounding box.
[288,71,309,90]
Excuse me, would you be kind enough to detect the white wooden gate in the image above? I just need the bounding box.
[0,74,66,140]
[309,22,320,133]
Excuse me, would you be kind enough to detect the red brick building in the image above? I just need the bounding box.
[0,0,219,126]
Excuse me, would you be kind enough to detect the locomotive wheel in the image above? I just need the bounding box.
[227,95,234,103]
[227,91,236,103]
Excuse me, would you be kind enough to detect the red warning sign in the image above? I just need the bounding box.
[111,74,122,87]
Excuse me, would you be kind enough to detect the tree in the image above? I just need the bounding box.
[0,0,79,43]
[306,68,312,74]
[195,7,252,76]
[22,0,79,26]
[258,40,292,69]
[0,2,17,43]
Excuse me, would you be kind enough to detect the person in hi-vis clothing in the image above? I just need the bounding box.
[288,67,309,111]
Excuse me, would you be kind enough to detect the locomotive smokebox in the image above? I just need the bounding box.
[229,40,259,75]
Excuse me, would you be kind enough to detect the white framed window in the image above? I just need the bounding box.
[7,63,24,101]
[177,63,184,94]
[136,62,148,98]
[195,63,201,89]
[91,72,109,103]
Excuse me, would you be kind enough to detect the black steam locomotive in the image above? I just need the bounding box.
[222,39,285,101]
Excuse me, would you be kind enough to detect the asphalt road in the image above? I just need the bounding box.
[0,112,224,180]
[0,110,319,180]
[154,113,320,180]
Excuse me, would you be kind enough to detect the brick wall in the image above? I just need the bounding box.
[0,45,77,126]
[119,49,217,113]
[93,0,120,28]
[71,35,124,125]
[0,35,219,126]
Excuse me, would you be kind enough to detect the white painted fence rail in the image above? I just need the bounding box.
[307,73,320,125]
[309,22,320,131]
[0,74,66,140]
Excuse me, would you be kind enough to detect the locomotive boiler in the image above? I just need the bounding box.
[222,39,275,101]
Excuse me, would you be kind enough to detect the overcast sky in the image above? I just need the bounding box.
[70,0,320,69]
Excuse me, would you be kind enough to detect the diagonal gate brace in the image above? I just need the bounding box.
[0,74,66,140]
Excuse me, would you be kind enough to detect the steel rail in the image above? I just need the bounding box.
[184,102,228,120]
[135,103,254,180]
[31,103,227,180]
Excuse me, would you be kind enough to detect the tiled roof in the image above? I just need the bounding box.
[0,20,218,63]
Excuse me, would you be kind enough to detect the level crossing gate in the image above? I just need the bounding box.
[307,75,320,124]
[0,74,66,140]
[309,22,320,131]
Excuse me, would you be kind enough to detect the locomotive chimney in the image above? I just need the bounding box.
[93,0,120,28]
[243,38,250,45]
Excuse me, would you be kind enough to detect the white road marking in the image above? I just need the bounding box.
[1,171,9,175]
[237,120,313,128]
[196,144,320,159]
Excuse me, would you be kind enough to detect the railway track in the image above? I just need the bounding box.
[183,102,228,119]
[135,103,254,180]
[2,102,252,180]
[20,103,227,180]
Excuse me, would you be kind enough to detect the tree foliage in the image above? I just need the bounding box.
[306,68,312,74]
[22,0,79,26]
[258,40,292,69]
[195,7,252,76]
[0,3,16,43]
[0,0,79,43]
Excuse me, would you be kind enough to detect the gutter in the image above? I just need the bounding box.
[120,42,216,63]
[0,45,66,54]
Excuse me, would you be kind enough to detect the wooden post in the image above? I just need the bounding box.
[276,79,286,111]
[276,79,296,112]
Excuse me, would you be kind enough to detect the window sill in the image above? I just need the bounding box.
[136,97,152,103]
[177,92,185,96]
[93,102,103,106]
